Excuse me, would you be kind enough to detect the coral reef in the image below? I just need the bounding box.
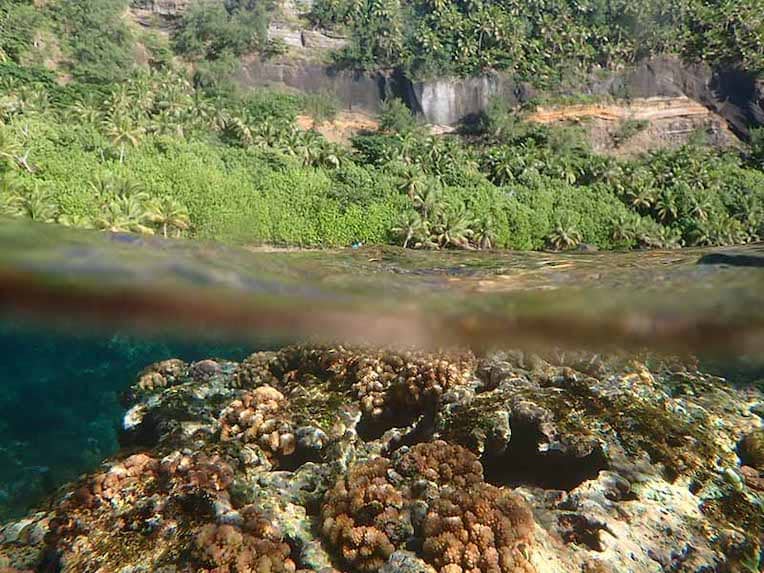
[220,386,297,463]
[739,429,764,469]
[193,505,296,572]
[321,442,535,573]
[0,346,762,572]
[321,458,402,571]
[273,346,477,423]
[421,484,534,573]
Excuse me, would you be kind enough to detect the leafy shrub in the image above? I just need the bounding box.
[310,0,763,83]
[302,91,340,125]
[613,119,649,146]
[751,128,764,168]
[377,98,418,134]
[173,0,269,60]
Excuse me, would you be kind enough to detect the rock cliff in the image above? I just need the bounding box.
[130,0,763,137]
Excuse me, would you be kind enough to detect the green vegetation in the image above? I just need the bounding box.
[0,0,762,251]
[173,0,271,61]
[613,119,649,147]
[310,0,764,82]
[1,0,137,83]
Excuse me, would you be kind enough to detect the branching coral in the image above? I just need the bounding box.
[130,359,188,400]
[321,442,536,573]
[235,352,281,388]
[395,441,484,489]
[343,350,476,420]
[321,458,404,571]
[194,505,296,573]
[41,450,241,571]
[220,386,297,462]
[160,451,235,500]
[69,453,161,510]
[421,485,535,573]
[275,347,476,421]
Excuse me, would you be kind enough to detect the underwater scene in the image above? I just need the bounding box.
[0,219,761,573]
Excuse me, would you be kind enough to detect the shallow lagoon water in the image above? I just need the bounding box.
[2,218,763,355]
[0,218,762,571]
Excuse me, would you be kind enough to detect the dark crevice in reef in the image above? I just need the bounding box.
[382,410,439,456]
[557,514,608,551]
[359,403,440,450]
[38,549,63,573]
[356,415,404,442]
[119,412,162,449]
[483,418,607,491]
[276,449,324,473]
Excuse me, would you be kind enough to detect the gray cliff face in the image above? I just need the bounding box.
[409,76,507,125]
[237,55,763,137]
[134,0,191,18]
[131,0,762,134]
[236,60,387,114]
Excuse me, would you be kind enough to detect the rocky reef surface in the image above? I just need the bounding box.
[0,346,762,572]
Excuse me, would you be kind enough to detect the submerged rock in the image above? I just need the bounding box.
[0,346,761,572]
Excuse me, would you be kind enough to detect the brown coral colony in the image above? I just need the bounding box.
[321,442,535,573]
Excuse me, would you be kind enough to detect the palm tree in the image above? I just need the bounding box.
[115,195,155,234]
[146,196,191,238]
[111,177,149,200]
[103,114,145,164]
[89,173,116,198]
[0,171,19,195]
[106,85,132,118]
[0,93,23,123]
[149,110,184,138]
[225,115,254,147]
[399,170,428,199]
[432,203,474,249]
[627,186,656,211]
[0,173,21,216]
[546,218,582,251]
[187,93,215,130]
[96,195,154,234]
[733,194,763,240]
[411,185,442,220]
[687,190,713,221]
[392,210,427,249]
[94,204,134,233]
[0,128,21,168]
[611,213,642,246]
[12,186,59,223]
[19,89,50,115]
[655,188,678,223]
[58,213,94,229]
[483,148,516,186]
[472,216,496,250]
[68,95,104,125]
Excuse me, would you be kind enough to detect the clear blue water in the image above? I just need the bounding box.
[0,319,252,519]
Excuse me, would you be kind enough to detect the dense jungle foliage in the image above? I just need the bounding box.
[0,0,763,251]
[310,0,764,82]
